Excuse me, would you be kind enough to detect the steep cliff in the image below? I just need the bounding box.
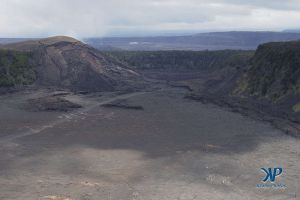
[236,40,300,101]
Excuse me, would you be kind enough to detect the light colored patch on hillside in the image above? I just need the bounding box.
[233,76,249,95]
[292,102,300,112]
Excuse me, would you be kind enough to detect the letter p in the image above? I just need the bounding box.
[272,168,282,182]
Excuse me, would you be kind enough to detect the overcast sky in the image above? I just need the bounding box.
[1,0,300,38]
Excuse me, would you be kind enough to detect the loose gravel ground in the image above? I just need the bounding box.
[0,88,299,200]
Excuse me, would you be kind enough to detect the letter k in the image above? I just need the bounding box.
[261,168,273,182]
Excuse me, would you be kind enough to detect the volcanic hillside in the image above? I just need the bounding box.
[0,36,143,92]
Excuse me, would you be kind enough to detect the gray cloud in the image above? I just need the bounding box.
[215,0,300,11]
[0,0,300,38]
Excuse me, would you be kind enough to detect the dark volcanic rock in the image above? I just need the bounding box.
[26,96,82,112]
[102,99,144,110]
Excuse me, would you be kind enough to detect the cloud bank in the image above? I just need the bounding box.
[1,0,300,38]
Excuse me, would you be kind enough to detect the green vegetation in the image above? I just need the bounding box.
[108,50,254,71]
[0,49,36,87]
[237,40,300,101]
